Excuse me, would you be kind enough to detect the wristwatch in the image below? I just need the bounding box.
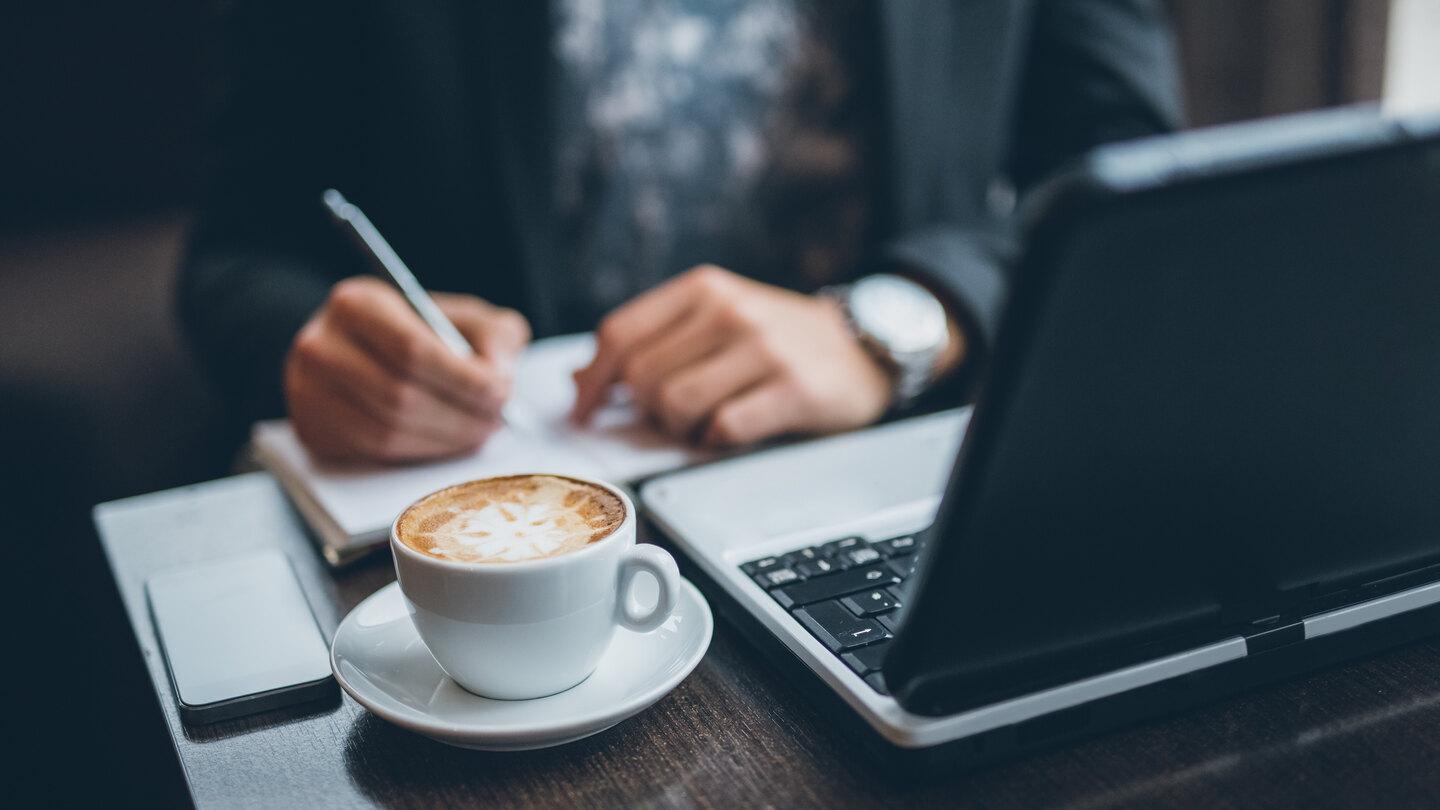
[824,274,951,406]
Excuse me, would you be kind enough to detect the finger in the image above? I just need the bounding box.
[701,379,799,447]
[294,331,500,451]
[572,267,728,422]
[326,279,507,413]
[622,303,733,410]
[291,373,462,463]
[292,318,404,418]
[435,295,531,368]
[650,339,774,439]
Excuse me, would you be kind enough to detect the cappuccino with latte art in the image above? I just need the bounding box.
[395,475,626,564]
[390,473,680,699]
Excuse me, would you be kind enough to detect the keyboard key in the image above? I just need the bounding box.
[841,589,900,617]
[844,547,882,567]
[741,556,782,575]
[818,536,863,558]
[875,535,918,557]
[771,565,902,609]
[841,639,892,675]
[865,672,890,695]
[753,567,801,589]
[886,556,919,580]
[878,613,902,634]
[794,601,890,652]
[781,547,821,567]
[794,558,840,578]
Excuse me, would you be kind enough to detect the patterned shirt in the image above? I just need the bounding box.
[552,0,878,328]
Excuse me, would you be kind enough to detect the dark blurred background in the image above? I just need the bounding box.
[0,0,1409,803]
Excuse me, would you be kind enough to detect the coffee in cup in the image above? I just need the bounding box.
[395,474,626,564]
[390,474,681,700]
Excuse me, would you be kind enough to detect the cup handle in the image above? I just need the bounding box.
[615,544,681,633]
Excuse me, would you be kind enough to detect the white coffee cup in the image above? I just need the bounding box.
[389,475,681,700]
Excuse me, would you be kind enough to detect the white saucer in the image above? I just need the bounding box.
[331,578,713,751]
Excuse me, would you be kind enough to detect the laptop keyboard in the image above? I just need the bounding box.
[740,532,926,696]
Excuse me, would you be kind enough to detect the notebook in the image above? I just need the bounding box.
[252,333,711,565]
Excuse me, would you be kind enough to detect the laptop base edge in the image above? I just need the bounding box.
[657,520,1440,776]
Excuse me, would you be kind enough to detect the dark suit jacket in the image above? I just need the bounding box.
[179,0,1182,427]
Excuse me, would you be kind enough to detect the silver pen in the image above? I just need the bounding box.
[322,189,475,357]
[321,189,528,430]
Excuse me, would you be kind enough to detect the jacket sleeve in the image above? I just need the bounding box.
[176,0,358,427]
[884,0,1182,366]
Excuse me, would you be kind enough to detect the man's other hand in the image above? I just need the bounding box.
[571,265,893,447]
[284,277,530,463]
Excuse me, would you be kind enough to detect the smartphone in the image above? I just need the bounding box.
[147,550,336,725]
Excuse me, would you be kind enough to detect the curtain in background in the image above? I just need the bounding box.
[1170,0,1390,127]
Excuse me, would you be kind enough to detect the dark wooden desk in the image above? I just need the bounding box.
[98,473,1440,808]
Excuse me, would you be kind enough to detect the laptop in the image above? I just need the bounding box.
[640,106,1440,768]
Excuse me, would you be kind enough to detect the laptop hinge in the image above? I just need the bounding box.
[1243,620,1305,654]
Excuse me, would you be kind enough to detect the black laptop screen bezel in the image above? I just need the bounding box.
[885,108,1440,717]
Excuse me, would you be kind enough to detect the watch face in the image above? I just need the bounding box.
[850,275,948,356]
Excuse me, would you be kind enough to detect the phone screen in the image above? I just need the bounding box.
[147,550,333,723]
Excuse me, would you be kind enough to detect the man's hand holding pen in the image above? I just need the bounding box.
[285,276,530,463]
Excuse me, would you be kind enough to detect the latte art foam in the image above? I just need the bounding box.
[396,475,626,563]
